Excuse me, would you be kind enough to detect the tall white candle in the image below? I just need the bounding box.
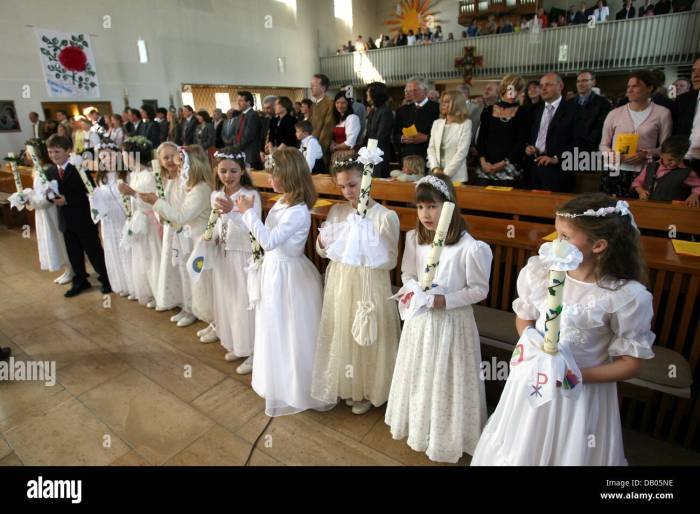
[542,239,568,354]
[76,164,94,194]
[151,159,165,199]
[420,201,455,290]
[203,208,220,241]
[356,138,378,218]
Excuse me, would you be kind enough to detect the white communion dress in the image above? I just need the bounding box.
[210,187,260,358]
[241,199,334,417]
[311,202,401,407]
[385,229,493,463]
[471,256,655,466]
[155,178,184,310]
[25,173,68,272]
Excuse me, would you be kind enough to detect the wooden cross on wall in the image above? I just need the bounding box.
[454,46,483,85]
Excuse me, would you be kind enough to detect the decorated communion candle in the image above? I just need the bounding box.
[152,159,165,199]
[76,164,94,194]
[117,179,132,218]
[203,208,220,241]
[543,238,568,355]
[356,138,378,218]
[8,156,22,194]
[419,201,455,291]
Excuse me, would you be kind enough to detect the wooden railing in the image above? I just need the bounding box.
[320,11,700,86]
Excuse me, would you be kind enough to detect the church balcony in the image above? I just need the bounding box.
[320,11,700,87]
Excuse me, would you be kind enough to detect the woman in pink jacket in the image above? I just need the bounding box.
[599,69,672,197]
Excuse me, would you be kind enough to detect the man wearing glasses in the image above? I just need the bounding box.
[569,70,612,156]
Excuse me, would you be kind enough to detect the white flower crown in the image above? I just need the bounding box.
[214,151,246,162]
[415,175,452,201]
[556,200,637,228]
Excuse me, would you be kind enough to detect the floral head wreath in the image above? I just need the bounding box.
[214,150,247,163]
[556,200,638,229]
[415,175,452,201]
[264,154,276,171]
[332,156,361,170]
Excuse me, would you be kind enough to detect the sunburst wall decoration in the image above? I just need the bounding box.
[385,0,441,35]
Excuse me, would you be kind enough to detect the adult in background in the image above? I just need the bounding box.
[393,77,440,164]
[329,91,361,157]
[427,90,472,183]
[672,55,700,172]
[364,82,394,178]
[474,75,530,187]
[212,108,225,149]
[230,91,263,169]
[310,74,335,160]
[180,105,198,146]
[600,69,672,196]
[569,70,612,154]
[155,108,170,144]
[524,72,577,192]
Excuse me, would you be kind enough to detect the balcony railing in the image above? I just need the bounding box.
[320,11,700,87]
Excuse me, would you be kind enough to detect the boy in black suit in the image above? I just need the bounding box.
[45,135,111,297]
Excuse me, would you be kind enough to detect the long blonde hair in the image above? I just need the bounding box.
[271,147,317,209]
[182,144,214,191]
[157,141,179,179]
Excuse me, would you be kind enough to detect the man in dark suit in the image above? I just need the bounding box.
[28,112,46,139]
[616,0,636,18]
[139,104,161,148]
[221,108,237,147]
[393,77,440,164]
[525,72,577,192]
[88,109,108,132]
[155,107,170,143]
[45,134,111,297]
[673,56,700,172]
[122,109,135,137]
[230,91,263,169]
[212,108,225,148]
[180,105,198,146]
[569,70,612,153]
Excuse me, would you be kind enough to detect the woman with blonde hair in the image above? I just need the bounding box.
[139,144,214,330]
[427,90,472,183]
[474,73,529,187]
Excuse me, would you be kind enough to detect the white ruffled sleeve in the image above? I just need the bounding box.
[400,230,419,285]
[608,283,655,359]
[512,255,548,321]
[153,182,210,226]
[444,239,492,310]
[343,114,361,148]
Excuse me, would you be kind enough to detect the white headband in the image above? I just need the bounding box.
[214,151,246,162]
[415,175,452,201]
[556,200,637,229]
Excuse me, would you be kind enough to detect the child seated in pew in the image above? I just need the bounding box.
[390,155,424,182]
[632,136,700,207]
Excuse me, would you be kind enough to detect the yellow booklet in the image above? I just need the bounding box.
[313,199,333,208]
[614,133,639,158]
[542,231,558,241]
[402,124,418,137]
[672,239,700,257]
[485,186,514,192]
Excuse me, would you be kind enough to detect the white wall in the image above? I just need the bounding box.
[0,0,327,157]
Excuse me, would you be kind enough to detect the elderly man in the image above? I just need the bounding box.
[568,70,611,153]
[28,111,46,139]
[672,56,700,172]
[393,77,440,163]
[525,72,576,192]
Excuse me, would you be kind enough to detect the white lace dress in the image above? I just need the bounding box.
[210,187,260,357]
[311,202,401,407]
[241,199,334,417]
[154,179,184,310]
[471,256,655,466]
[91,171,134,296]
[128,169,162,305]
[385,230,493,463]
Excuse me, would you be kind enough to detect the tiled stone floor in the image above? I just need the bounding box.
[0,226,698,466]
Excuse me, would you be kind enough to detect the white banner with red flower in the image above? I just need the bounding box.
[34,28,100,98]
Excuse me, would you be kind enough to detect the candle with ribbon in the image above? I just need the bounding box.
[419,201,456,291]
[25,145,50,185]
[355,138,383,218]
[5,152,29,210]
[7,153,23,195]
[541,238,582,355]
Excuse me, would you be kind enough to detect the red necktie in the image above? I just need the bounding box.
[58,166,65,180]
[235,113,246,143]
